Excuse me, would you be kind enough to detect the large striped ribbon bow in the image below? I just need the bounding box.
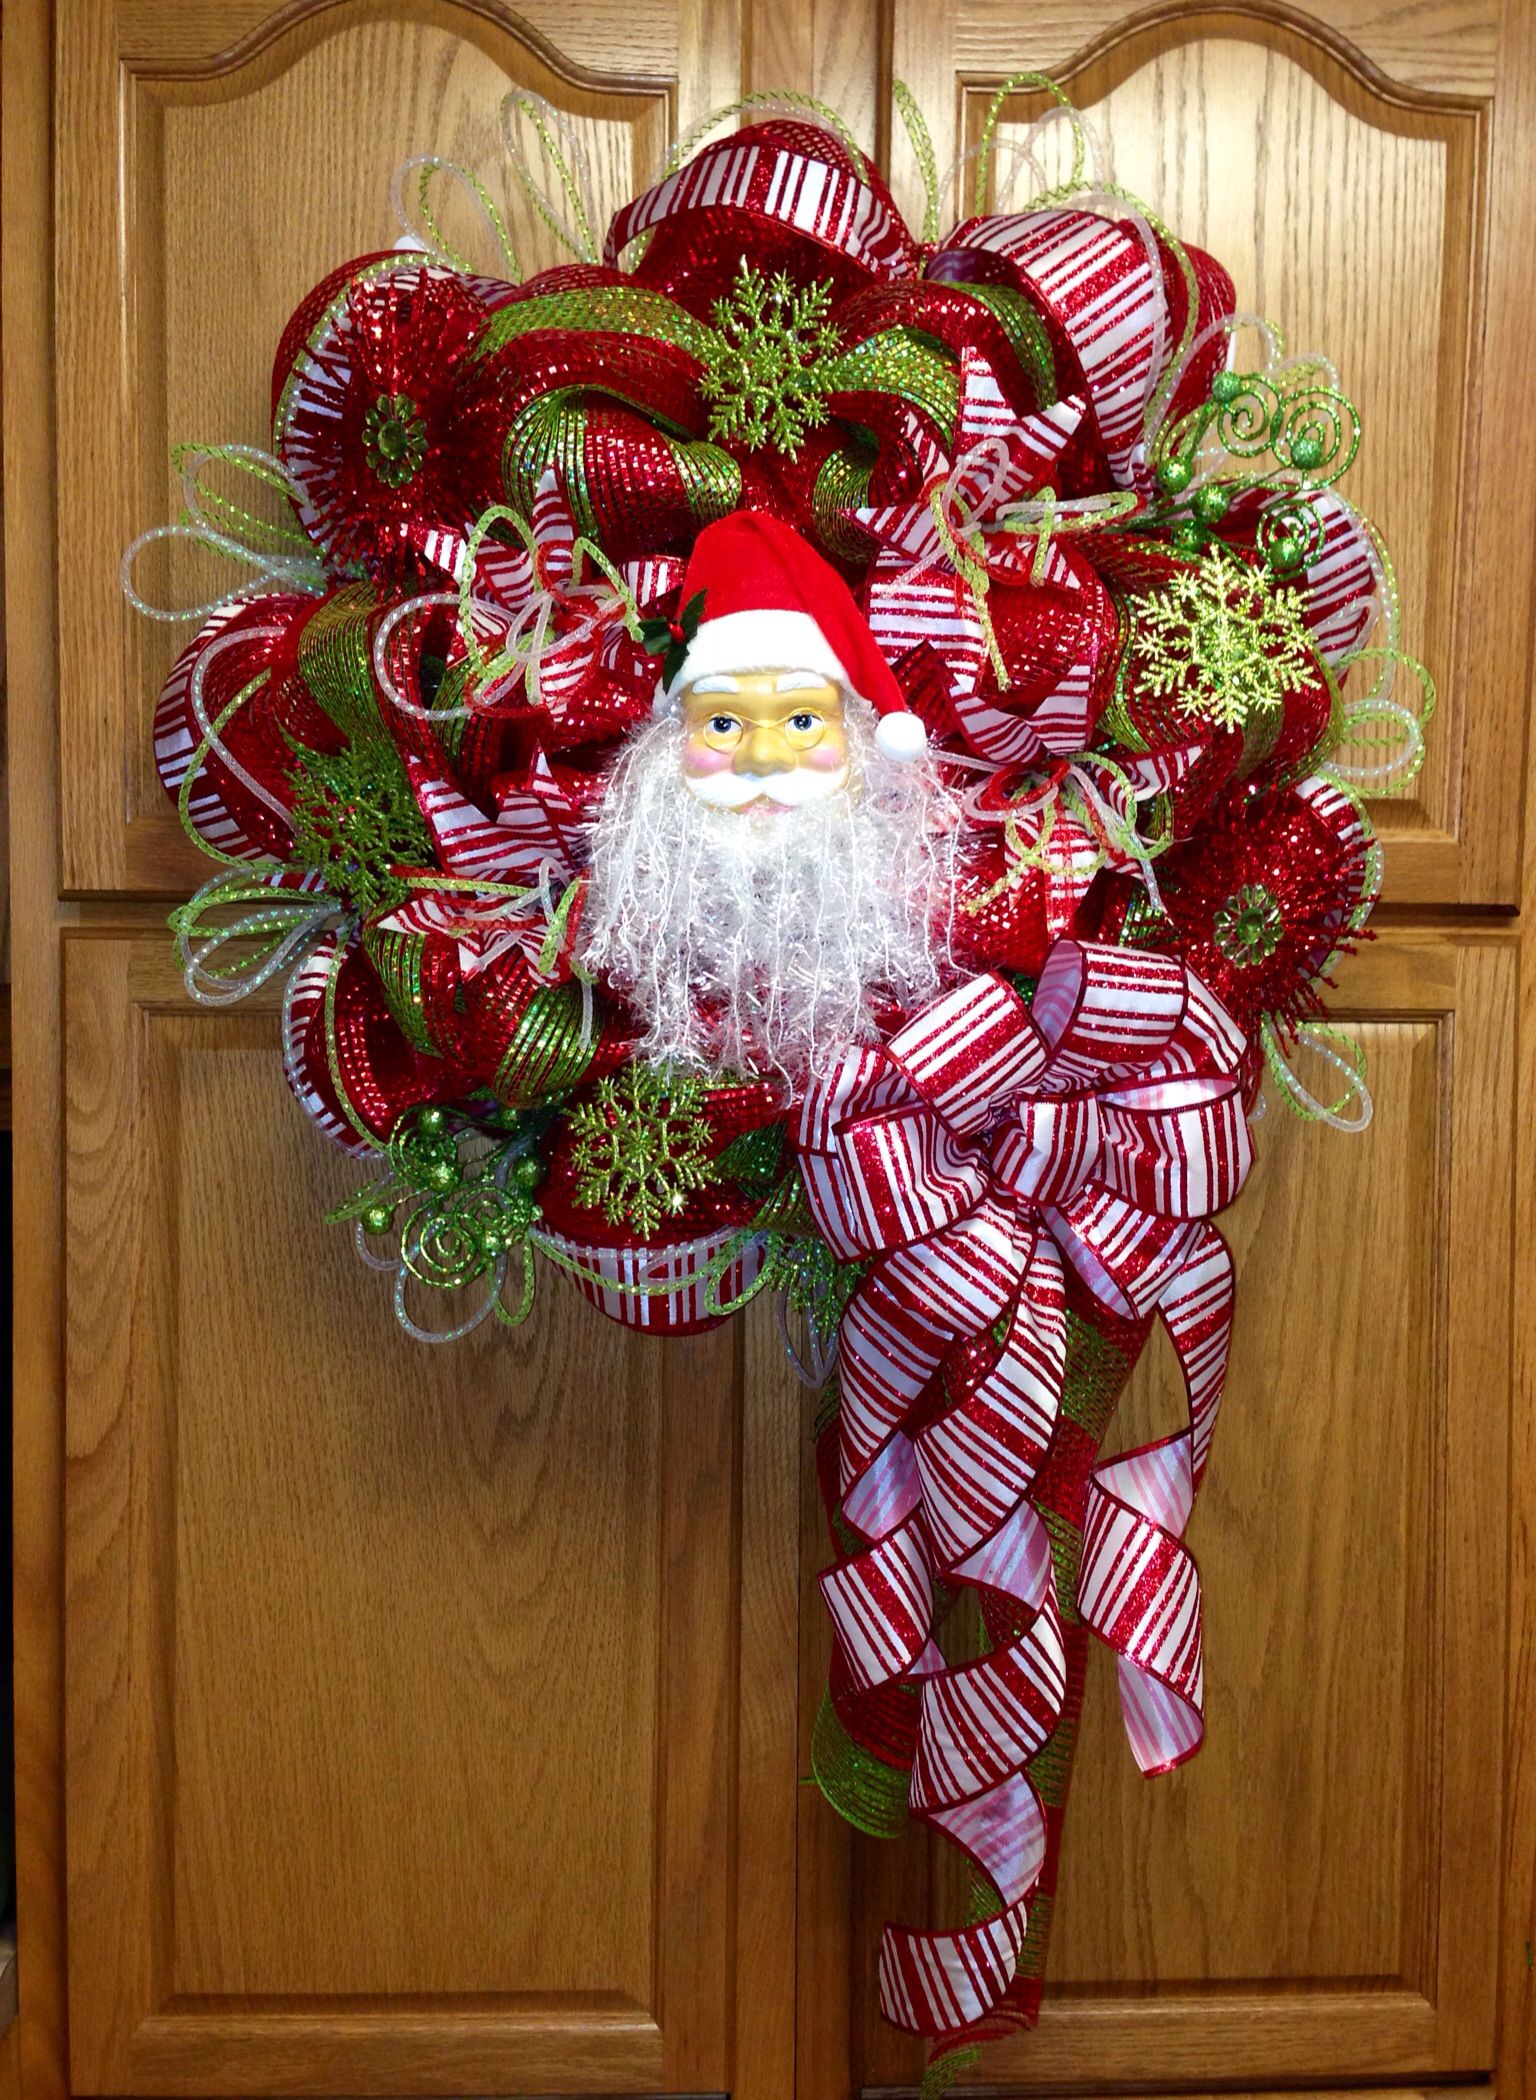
[795,939,1252,2038]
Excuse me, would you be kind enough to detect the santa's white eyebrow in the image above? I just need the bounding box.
[688,674,740,695]
[775,670,830,692]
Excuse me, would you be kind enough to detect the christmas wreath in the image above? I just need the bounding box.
[129,79,1431,2090]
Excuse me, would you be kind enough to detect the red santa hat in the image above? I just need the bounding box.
[654,511,927,761]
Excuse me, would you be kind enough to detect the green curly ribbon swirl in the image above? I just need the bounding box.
[1153,365,1362,497]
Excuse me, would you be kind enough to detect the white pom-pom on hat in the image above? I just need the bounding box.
[874,710,928,761]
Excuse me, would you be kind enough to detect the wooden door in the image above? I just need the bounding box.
[60,932,802,2098]
[17,2,807,2096]
[9,2,1536,2098]
[822,5,1536,2094]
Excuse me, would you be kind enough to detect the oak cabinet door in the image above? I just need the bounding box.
[886,0,1536,907]
[851,929,1513,2091]
[58,0,744,897]
[62,937,799,2097]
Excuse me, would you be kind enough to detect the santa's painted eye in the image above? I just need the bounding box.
[789,712,818,733]
[709,714,739,736]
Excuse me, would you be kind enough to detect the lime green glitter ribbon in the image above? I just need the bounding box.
[389,155,519,277]
[121,443,328,623]
[171,866,341,1004]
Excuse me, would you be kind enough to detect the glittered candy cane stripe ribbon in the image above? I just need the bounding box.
[799,939,1251,2040]
[1078,1220,1235,1773]
[853,345,1118,764]
[934,208,1167,489]
[605,122,915,277]
[538,1223,770,1334]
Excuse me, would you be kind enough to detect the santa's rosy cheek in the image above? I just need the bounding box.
[682,744,734,775]
[802,743,848,771]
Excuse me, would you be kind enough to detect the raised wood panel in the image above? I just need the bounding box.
[942,0,1500,96]
[62,934,798,2097]
[853,930,1513,2092]
[58,0,744,897]
[886,1,1536,908]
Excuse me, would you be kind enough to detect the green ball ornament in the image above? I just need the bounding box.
[361,1202,396,1237]
[1170,521,1205,559]
[417,1106,448,1138]
[1290,431,1324,472]
[1157,457,1193,497]
[1191,482,1231,525]
[1209,369,1244,405]
[511,1154,544,1193]
[1268,532,1305,573]
[503,1193,541,1235]
[423,1156,461,1194]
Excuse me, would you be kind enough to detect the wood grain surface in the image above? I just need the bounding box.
[61,936,805,2095]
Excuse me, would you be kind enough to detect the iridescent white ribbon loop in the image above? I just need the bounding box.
[962,757,1176,912]
[123,445,328,622]
[388,475,662,724]
[389,155,519,278]
[500,89,600,264]
[173,867,342,1008]
[121,522,314,624]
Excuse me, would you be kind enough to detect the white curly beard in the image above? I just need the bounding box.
[577,704,959,1087]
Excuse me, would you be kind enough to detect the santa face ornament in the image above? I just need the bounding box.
[579,513,956,1087]
[679,668,851,810]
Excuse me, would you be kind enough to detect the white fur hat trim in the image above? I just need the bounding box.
[664,609,845,699]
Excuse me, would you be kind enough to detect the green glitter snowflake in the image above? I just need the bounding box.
[1213,881,1285,965]
[362,392,427,487]
[1136,544,1316,729]
[699,260,841,457]
[568,1065,718,1234]
[287,742,434,913]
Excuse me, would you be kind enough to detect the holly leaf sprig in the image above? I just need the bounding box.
[638,589,706,693]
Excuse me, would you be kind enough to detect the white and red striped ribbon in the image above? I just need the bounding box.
[540,1223,767,1334]
[282,929,376,1158]
[802,940,1252,2038]
[376,888,547,978]
[1276,487,1379,666]
[405,749,580,885]
[605,131,913,277]
[938,209,1168,489]
[153,599,306,860]
[853,346,1102,763]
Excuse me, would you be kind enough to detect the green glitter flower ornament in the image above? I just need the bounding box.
[1212,881,1285,966]
[568,1065,719,1234]
[1136,543,1318,730]
[362,391,427,487]
[699,260,842,457]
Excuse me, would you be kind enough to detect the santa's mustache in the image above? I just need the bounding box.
[685,763,851,809]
